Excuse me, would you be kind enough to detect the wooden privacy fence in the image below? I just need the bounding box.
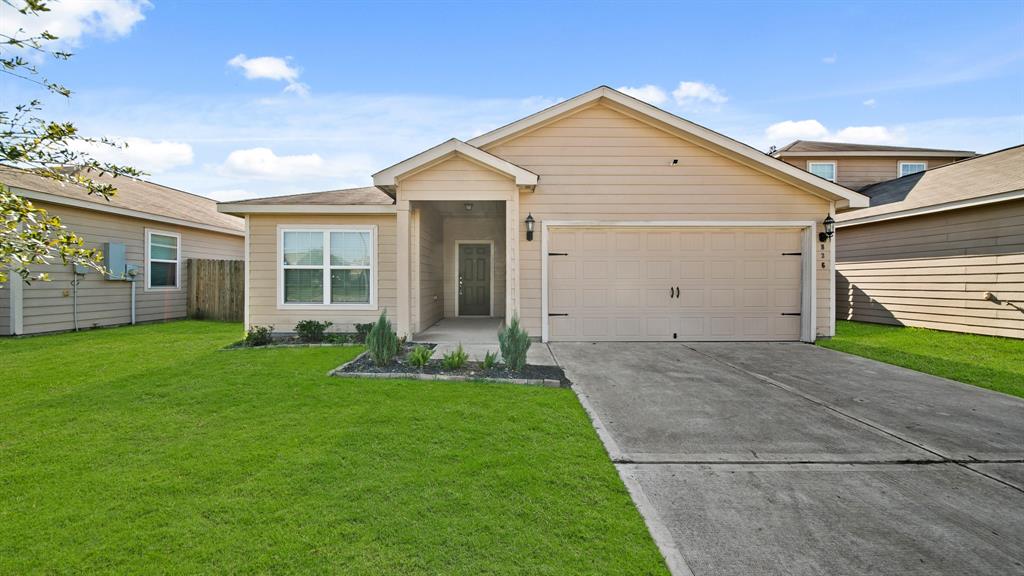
[187,259,244,322]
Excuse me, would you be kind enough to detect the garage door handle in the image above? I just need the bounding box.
[670,286,674,299]
[675,286,680,298]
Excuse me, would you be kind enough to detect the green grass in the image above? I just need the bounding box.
[0,321,667,575]
[819,320,1024,399]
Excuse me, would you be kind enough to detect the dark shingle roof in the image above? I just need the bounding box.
[219,186,394,206]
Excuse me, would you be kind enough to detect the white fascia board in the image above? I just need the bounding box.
[468,86,869,208]
[837,189,1024,228]
[372,138,538,187]
[217,204,397,215]
[15,188,245,237]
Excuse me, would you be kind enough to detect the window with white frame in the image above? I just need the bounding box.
[280,228,374,306]
[146,229,180,289]
[899,161,927,177]
[808,161,837,182]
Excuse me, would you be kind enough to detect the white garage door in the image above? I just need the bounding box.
[547,227,804,341]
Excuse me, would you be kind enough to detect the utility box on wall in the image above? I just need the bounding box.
[103,242,127,280]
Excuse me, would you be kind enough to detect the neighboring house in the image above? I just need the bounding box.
[0,167,245,335]
[773,141,975,190]
[219,86,868,343]
[836,145,1024,339]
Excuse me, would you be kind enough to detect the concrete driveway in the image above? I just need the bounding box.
[551,341,1024,576]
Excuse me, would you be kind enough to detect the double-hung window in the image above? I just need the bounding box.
[146,229,180,290]
[898,161,927,177]
[280,227,375,307]
[807,161,837,182]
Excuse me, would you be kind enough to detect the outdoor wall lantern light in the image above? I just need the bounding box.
[819,214,836,242]
[525,213,535,241]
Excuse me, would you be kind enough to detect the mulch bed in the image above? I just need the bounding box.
[331,343,569,387]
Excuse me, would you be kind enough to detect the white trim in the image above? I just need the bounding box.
[276,224,379,311]
[243,215,250,331]
[372,138,539,188]
[897,160,928,178]
[15,187,244,236]
[540,220,818,343]
[218,204,396,215]
[145,229,182,292]
[807,160,837,183]
[9,268,23,335]
[466,86,868,208]
[455,240,496,317]
[828,202,836,338]
[837,189,1024,228]
[777,150,971,158]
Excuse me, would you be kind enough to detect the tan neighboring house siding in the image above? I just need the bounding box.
[484,103,834,337]
[0,282,9,334]
[246,213,397,332]
[781,156,960,190]
[837,199,1024,338]
[15,202,243,335]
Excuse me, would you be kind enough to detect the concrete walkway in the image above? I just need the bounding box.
[552,341,1024,576]
[413,317,557,366]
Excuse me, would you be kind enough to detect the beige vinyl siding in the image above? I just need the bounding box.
[0,281,9,335]
[441,215,506,318]
[415,205,444,330]
[247,213,397,332]
[19,202,243,335]
[485,103,832,338]
[398,155,516,202]
[781,156,963,190]
[837,199,1024,338]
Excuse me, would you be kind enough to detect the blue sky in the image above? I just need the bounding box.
[2,0,1022,200]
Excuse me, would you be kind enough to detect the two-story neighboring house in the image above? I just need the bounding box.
[772,141,975,190]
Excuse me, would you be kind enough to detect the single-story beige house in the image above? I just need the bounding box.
[773,141,974,190]
[836,145,1024,339]
[219,86,869,343]
[1,167,245,335]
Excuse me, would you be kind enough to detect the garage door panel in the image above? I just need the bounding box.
[548,227,803,341]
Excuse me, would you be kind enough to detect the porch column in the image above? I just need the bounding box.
[505,196,519,321]
[396,200,411,338]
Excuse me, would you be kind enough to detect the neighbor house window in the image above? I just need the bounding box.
[145,229,180,290]
[899,161,927,177]
[808,161,837,182]
[280,227,375,307]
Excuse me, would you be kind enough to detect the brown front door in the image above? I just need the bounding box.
[458,244,490,316]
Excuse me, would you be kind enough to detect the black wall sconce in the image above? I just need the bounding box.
[818,214,835,242]
[525,213,535,241]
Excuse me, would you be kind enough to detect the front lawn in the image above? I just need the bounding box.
[819,320,1024,399]
[0,321,667,575]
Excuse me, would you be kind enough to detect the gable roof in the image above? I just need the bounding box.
[837,145,1024,227]
[468,86,869,208]
[1,165,244,235]
[372,138,539,193]
[217,186,396,215]
[774,140,974,157]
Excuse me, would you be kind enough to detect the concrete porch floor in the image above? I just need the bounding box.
[412,317,557,366]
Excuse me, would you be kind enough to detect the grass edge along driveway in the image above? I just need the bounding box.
[819,320,1024,399]
[0,321,668,575]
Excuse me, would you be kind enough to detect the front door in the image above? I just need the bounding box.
[458,244,491,316]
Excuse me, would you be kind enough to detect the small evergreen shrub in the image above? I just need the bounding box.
[408,345,434,368]
[367,311,401,367]
[354,322,374,343]
[481,350,498,370]
[498,315,531,372]
[244,325,274,347]
[294,320,332,343]
[441,344,468,370]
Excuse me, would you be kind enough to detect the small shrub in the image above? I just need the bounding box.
[354,322,374,343]
[367,311,401,367]
[295,320,333,343]
[323,333,353,344]
[244,325,274,347]
[481,350,498,370]
[498,315,531,372]
[408,345,434,368]
[441,344,468,371]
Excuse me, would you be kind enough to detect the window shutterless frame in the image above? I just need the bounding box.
[898,161,927,178]
[276,224,377,310]
[807,161,837,183]
[145,228,181,291]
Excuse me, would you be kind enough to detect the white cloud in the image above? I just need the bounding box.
[617,85,668,105]
[73,136,194,173]
[833,126,896,144]
[228,54,308,96]
[765,119,829,142]
[0,0,149,47]
[672,81,728,110]
[822,54,838,64]
[219,147,323,179]
[863,98,877,107]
